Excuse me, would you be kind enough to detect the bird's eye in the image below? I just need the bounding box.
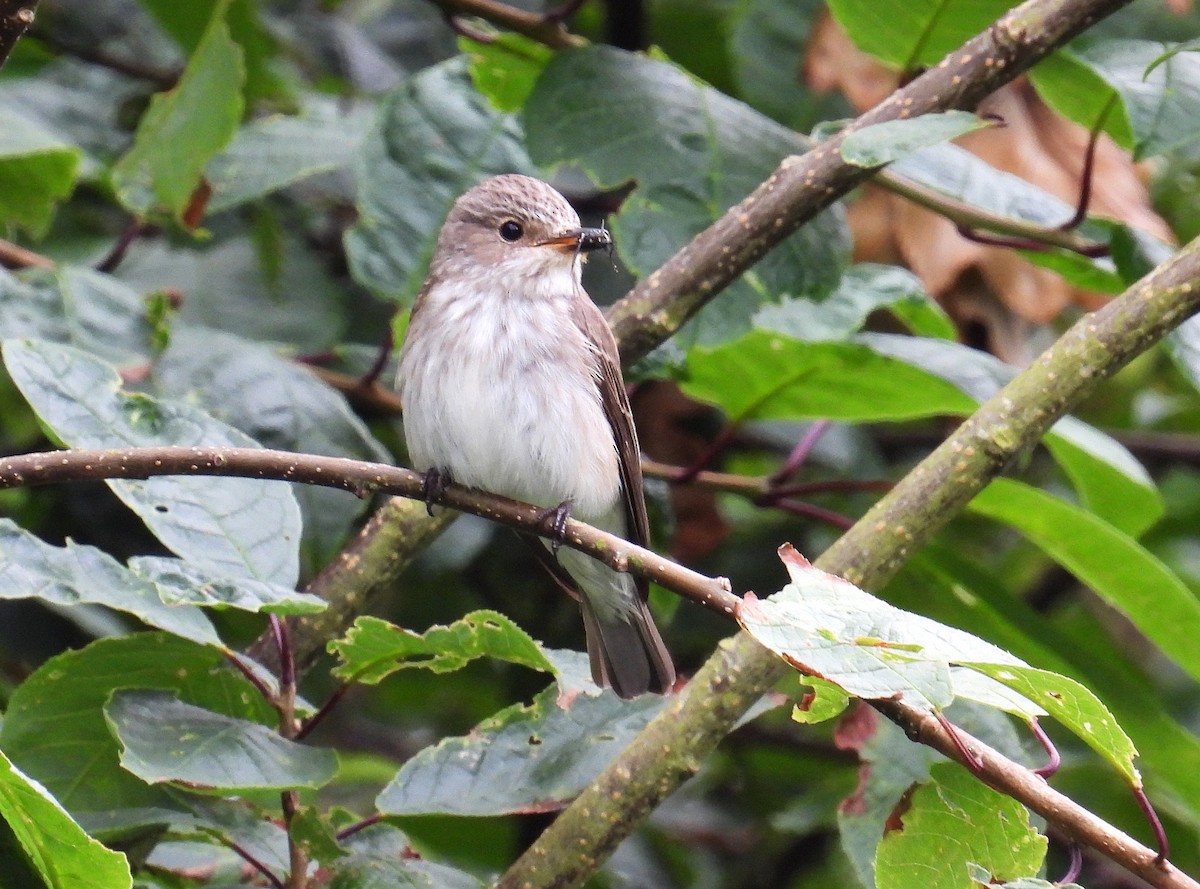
[498,220,523,242]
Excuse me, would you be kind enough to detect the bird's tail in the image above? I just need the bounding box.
[558,545,675,698]
[579,590,675,699]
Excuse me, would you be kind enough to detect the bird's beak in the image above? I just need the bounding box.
[537,227,613,255]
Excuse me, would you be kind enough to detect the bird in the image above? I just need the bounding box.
[396,174,675,698]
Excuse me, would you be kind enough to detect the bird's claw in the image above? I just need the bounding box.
[420,467,451,516]
[536,499,573,556]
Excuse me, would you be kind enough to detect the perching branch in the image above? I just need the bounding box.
[0,446,739,623]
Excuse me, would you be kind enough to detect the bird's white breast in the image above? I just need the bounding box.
[398,272,622,520]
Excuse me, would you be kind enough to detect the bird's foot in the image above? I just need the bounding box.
[420,467,452,516]
[536,499,573,556]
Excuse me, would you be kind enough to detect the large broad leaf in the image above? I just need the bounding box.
[0,634,274,814]
[680,330,974,424]
[969,479,1200,688]
[463,33,553,113]
[330,611,554,685]
[111,2,244,222]
[330,852,486,889]
[0,110,81,235]
[153,326,388,562]
[857,333,1163,537]
[524,45,850,349]
[105,690,337,792]
[0,520,220,646]
[206,95,373,213]
[129,556,326,616]
[0,751,132,889]
[740,546,1139,779]
[3,338,302,585]
[875,762,1047,889]
[827,0,1016,71]
[0,266,155,367]
[752,263,956,341]
[377,668,668,816]
[729,0,829,128]
[345,58,533,304]
[1031,39,1200,160]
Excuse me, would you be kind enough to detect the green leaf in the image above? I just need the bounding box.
[137,0,291,106]
[129,556,325,616]
[680,330,975,424]
[0,750,132,889]
[329,853,486,889]
[153,326,388,564]
[104,690,337,792]
[962,663,1139,784]
[0,519,220,646]
[859,333,1163,535]
[3,338,302,585]
[0,110,81,236]
[330,612,555,685]
[1032,40,1200,159]
[753,263,956,341]
[841,112,993,167]
[206,95,373,213]
[462,33,553,113]
[875,762,1047,889]
[345,58,532,304]
[0,634,274,813]
[827,0,1016,71]
[738,549,1022,711]
[111,2,245,222]
[969,479,1200,686]
[524,45,850,348]
[792,677,851,724]
[0,266,156,370]
[729,0,828,128]
[377,677,668,816]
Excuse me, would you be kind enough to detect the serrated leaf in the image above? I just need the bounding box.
[1032,40,1200,160]
[681,330,975,424]
[0,634,274,814]
[206,95,373,213]
[827,0,1015,71]
[330,612,554,685]
[345,58,533,303]
[377,681,667,816]
[524,45,850,348]
[0,750,132,889]
[111,2,245,222]
[105,690,337,792]
[970,479,1200,687]
[875,762,1047,889]
[0,519,220,646]
[963,663,1139,784]
[841,112,992,167]
[3,338,302,585]
[753,263,956,341]
[129,556,325,616]
[0,110,81,236]
[463,33,553,113]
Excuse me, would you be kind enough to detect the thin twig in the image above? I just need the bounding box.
[0,238,54,270]
[220,837,287,889]
[0,0,38,70]
[423,0,584,49]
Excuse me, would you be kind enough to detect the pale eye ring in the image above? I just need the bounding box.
[498,220,523,241]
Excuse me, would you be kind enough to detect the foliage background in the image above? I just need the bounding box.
[2,0,1200,887]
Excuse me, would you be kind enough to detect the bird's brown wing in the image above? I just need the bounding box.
[571,293,651,555]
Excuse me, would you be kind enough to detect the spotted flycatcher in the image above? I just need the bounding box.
[397,174,675,698]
